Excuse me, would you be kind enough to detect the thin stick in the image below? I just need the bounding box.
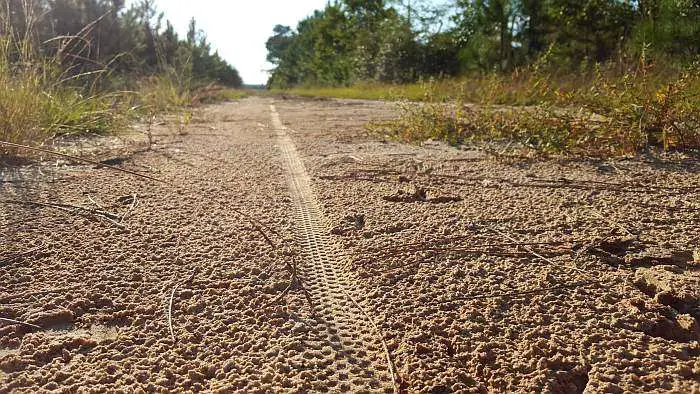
[1,199,125,228]
[371,250,562,276]
[340,286,401,393]
[168,269,197,343]
[120,194,138,223]
[0,317,42,329]
[87,195,106,210]
[0,240,45,266]
[429,172,700,192]
[97,214,128,229]
[262,256,312,309]
[213,201,278,248]
[167,234,199,344]
[363,235,474,252]
[0,141,165,183]
[365,242,572,259]
[488,226,590,277]
[589,207,633,236]
[261,280,296,309]
[167,235,183,343]
[168,283,179,343]
[370,239,573,253]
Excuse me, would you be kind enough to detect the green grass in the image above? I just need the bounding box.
[368,63,700,156]
[137,74,192,114]
[0,4,249,152]
[0,25,136,149]
[0,56,129,146]
[191,85,249,104]
[273,82,434,101]
[280,60,700,157]
[272,76,570,103]
[0,45,247,151]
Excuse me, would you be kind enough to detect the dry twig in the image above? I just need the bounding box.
[262,256,314,310]
[1,199,126,229]
[441,280,599,304]
[339,286,402,393]
[262,257,299,308]
[168,269,198,343]
[371,250,561,276]
[365,240,573,258]
[0,240,45,266]
[87,195,106,210]
[212,200,278,248]
[0,317,42,329]
[488,226,591,278]
[0,141,165,183]
[120,194,138,223]
[588,207,634,236]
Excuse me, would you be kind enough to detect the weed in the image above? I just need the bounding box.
[0,3,246,152]
[0,6,130,148]
[366,60,699,157]
[191,85,248,104]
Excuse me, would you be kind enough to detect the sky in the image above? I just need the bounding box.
[128,0,329,85]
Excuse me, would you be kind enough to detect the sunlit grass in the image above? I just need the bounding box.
[274,82,435,101]
[191,86,249,104]
[363,63,700,156]
[0,46,129,146]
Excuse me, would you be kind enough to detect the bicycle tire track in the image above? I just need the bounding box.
[270,104,396,392]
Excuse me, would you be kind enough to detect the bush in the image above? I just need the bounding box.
[371,61,700,157]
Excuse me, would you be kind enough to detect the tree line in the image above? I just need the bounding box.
[2,0,242,88]
[266,0,700,88]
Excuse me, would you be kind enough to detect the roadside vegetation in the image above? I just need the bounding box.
[1,0,245,149]
[267,0,700,156]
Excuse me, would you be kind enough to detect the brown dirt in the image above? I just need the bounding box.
[1,96,699,392]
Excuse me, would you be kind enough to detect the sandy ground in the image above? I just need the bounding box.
[1,96,699,392]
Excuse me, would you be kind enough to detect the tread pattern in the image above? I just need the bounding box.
[270,105,393,392]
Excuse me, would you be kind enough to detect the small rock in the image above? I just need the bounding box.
[61,349,71,363]
[291,322,306,334]
[188,369,205,382]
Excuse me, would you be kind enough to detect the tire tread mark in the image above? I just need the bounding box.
[270,105,396,392]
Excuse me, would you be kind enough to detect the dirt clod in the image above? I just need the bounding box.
[2,97,699,392]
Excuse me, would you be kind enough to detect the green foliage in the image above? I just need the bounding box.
[371,62,700,156]
[1,0,242,88]
[0,30,128,146]
[628,0,700,60]
[0,0,244,147]
[267,0,700,87]
[267,1,423,88]
[185,18,243,88]
[275,81,436,101]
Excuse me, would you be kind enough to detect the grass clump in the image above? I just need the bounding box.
[190,85,248,105]
[0,40,128,146]
[370,61,700,157]
[0,46,246,149]
[0,1,246,153]
[275,81,456,102]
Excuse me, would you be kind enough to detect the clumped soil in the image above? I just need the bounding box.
[1,99,318,392]
[274,98,700,392]
[1,96,699,392]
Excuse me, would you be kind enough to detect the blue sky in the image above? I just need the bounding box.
[128,0,329,85]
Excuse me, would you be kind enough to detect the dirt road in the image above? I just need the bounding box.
[1,97,699,392]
